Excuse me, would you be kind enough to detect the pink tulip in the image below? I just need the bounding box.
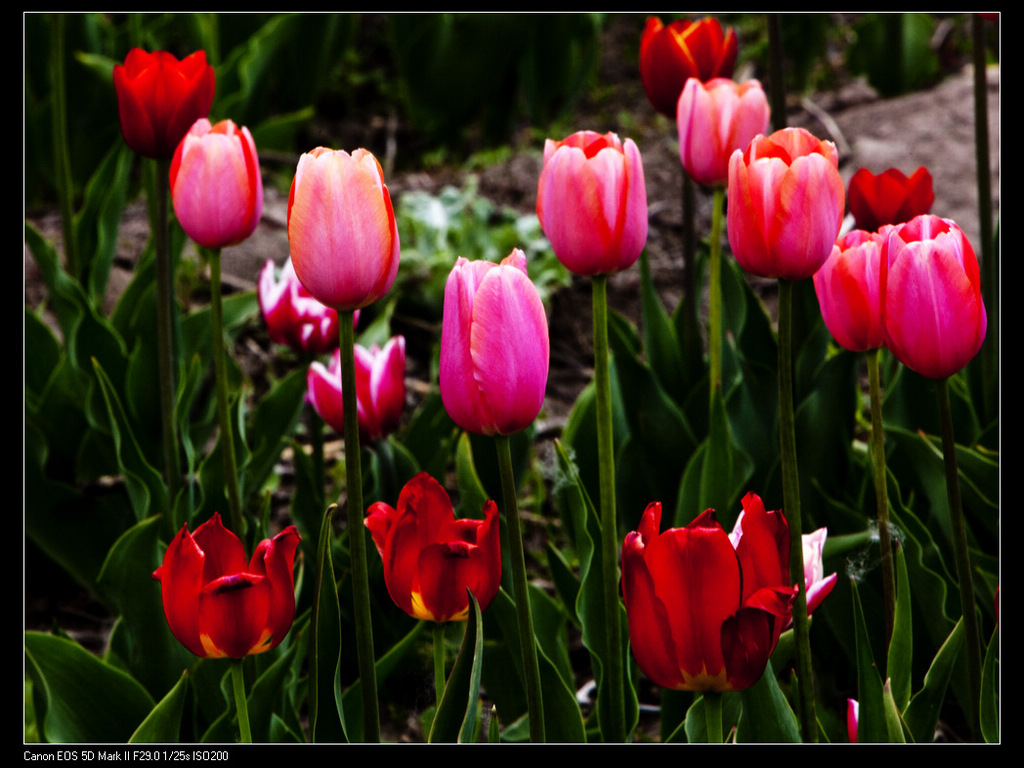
[727,127,845,280]
[677,77,769,188]
[813,228,893,352]
[169,118,263,249]
[258,258,345,355]
[881,215,986,379]
[536,130,648,276]
[801,527,838,617]
[288,147,400,311]
[440,249,549,436]
[847,698,859,743]
[307,335,406,443]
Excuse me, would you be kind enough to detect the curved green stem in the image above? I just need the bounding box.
[230,659,252,743]
[433,621,447,705]
[936,377,982,738]
[494,434,545,742]
[339,311,380,742]
[777,279,816,741]
[593,274,625,743]
[206,246,242,534]
[867,348,895,650]
[708,186,725,402]
[704,691,723,744]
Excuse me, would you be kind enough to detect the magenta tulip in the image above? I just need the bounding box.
[800,527,838,618]
[677,77,769,188]
[287,147,400,311]
[169,118,263,249]
[440,249,549,436]
[881,215,986,379]
[536,130,648,276]
[727,127,845,280]
[813,227,893,352]
[307,336,406,443]
[258,257,342,355]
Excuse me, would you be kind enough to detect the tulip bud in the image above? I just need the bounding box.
[677,77,770,188]
[440,249,549,436]
[639,16,738,118]
[113,49,215,160]
[537,131,648,276]
[169,118,263,249]
[307,336,406,443]
[365,472,501,623]
[152,514,300,659]
[288,147,400,312]
[727,127,845,281]
[847,167,934,232]
[881,215,986,379]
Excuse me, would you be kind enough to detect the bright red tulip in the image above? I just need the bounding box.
[365,472,501,623]
[440,249,549,436]
[621,493,796,692]
[639,16,738,118]
[152,514,300,659]
[288,147,400,312]
[258,257,342,355]
[677,77,769,188]
[169,118,262,250]
[848,167,934,232]
[881,215,986,379]
[847,699,859,743]
[536,130,648,276]
[307,335,406,443]
[113,49,215,160]
[727,127,846,281]
[813,227,893,352]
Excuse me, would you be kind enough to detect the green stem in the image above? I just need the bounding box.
[156,158,181,527]
[936,377,982,738]
[339,311,380,742]
[867,348,895,650]
[230,659,252,743]
[433,621,447,705]
[708,186,725,403]
[704,691,723,744]
[777,279,816,742]
[494,434,545,742]
[593,274,625,743]
[207,246,242,535]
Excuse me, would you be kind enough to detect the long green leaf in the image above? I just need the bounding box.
[903,618,965,743]
[429,593,484,743]
[129,671,189,743]
[310,505,346,743]
[852,578,887,742]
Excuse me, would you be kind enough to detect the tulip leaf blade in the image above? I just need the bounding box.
[980,624,999,743]
[310,504,347,743]
[902,617,964,743]
[129,670,189,743]
[851,577,887,742]
[429,592,484,743]
[887,541,913,712]
[736,660,801,742]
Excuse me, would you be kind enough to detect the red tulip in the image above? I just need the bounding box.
[847,699,860,743]
[365,472,501,622]
[727,127,845,281]
[812,227,893,352]
[169,118,263,249]
[881,215,986,379]
[848,167,935,232]
[621,493,796,692]
[639,16,738,118]
[537,130,648,276]
[152,514,300,659]
[307,335,406,443]
[677,77,769,188]
[258,257,343,355]
[113,49,215,160]
[288,147,400,312]
[440,249,549,436]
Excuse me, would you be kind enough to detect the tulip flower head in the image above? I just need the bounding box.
[440,249,549,436]
[677,77,770,188]
[812,227,892,352]
[847,699,860,743]
[639,16,738,118]
[848,167,934,232]
[307,335,406,443]
[727,127,845,281]
[881,215,986,379]
[258,257,342,355]
[170,118,263,249]
[288,147,400,312]
[152,514,300,659]
[537,130,648,276]
[365,472,501,623]
[113,48,215,160]
[621,493,797,692]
